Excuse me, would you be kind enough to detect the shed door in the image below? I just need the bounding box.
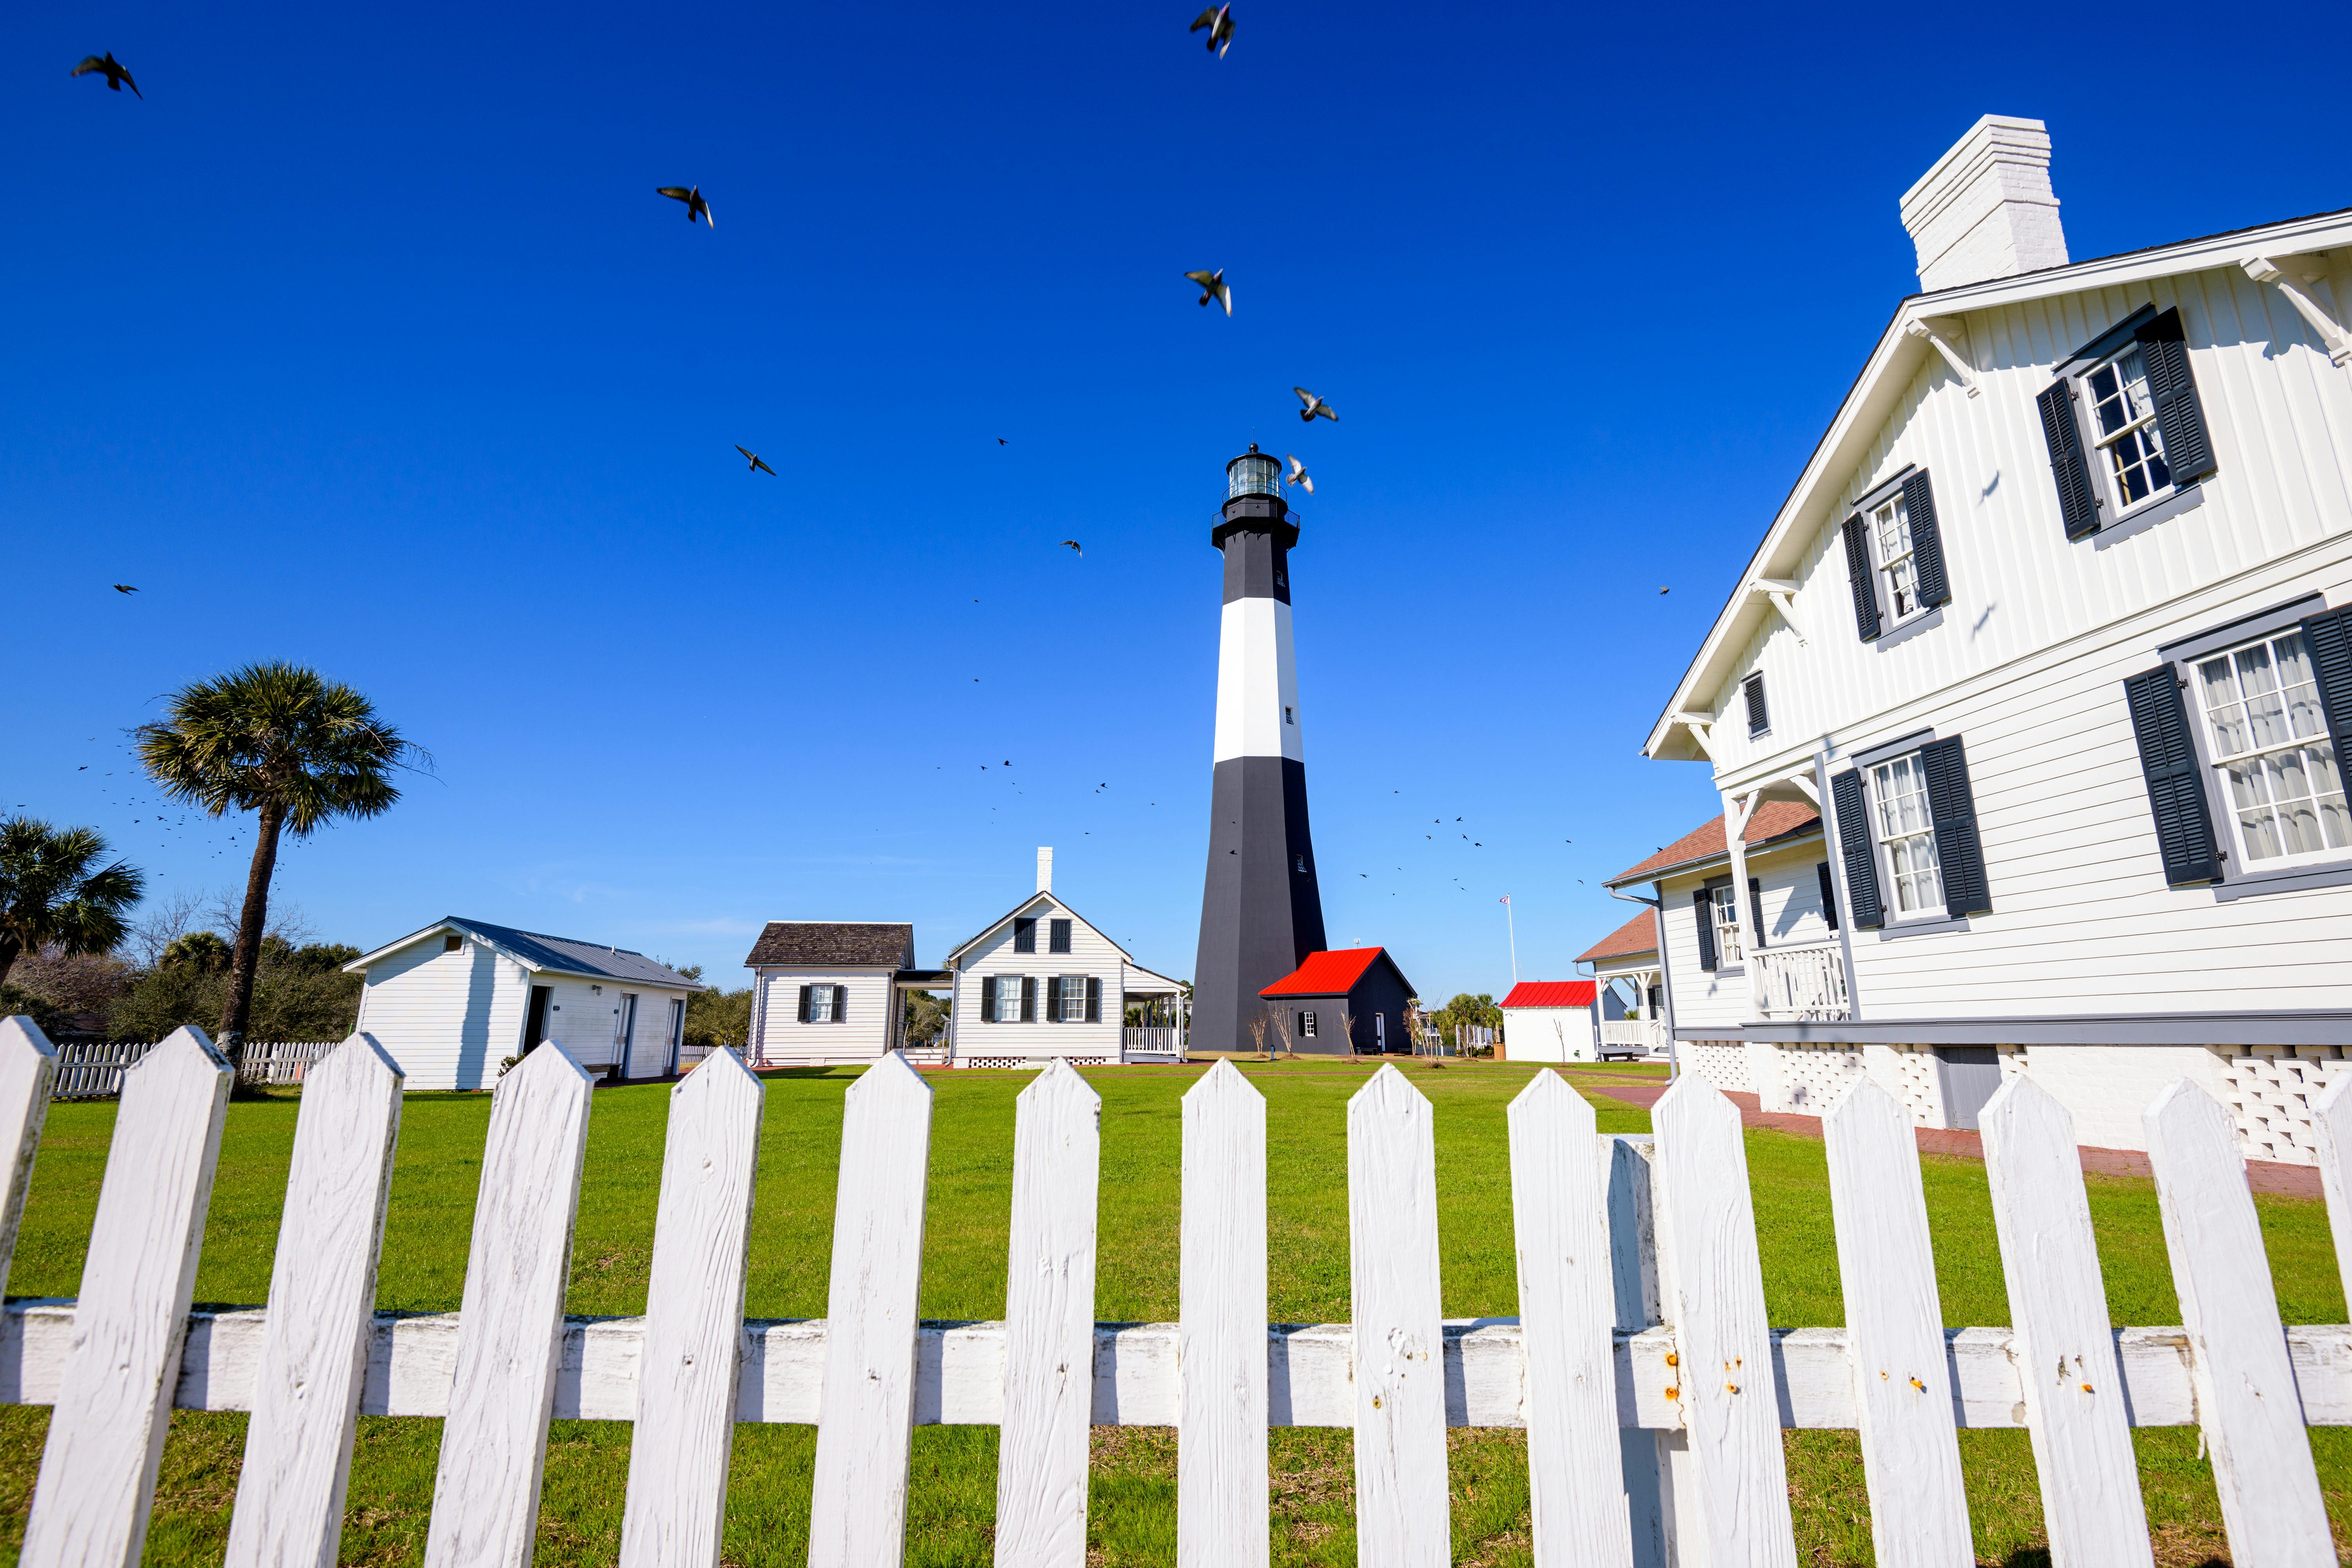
[524,987,552,1052]
[667,998,686,1075]
[1935,1046,2002,1131]
[617,993,641,1077]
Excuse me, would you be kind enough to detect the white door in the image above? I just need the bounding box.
[666,997,685,1074]
[617,993,640,1077]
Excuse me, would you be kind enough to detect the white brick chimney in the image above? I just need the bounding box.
[1036,846,1053,895]
[1900,115,2068,292]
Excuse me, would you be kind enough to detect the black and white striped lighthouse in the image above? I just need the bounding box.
[1192,445,1328,1054]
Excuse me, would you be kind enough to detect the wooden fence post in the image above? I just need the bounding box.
[1820,1078,1970,1567]
[21,1025,232,1568]
[1178,1059,1268,1568]
[1507,1071,1633,1568]
[225,1033,406,1568]
[2144,1079,2333,1567]
[618,1048,766,1568]
[421,1041,595,1568]
[0,1016,58,1301]
[808,1051,934,1568]
[1979,1074,2152,1568]
[2308,1075,2352,1319]
[1650,1073,1796,1568]
[1348,1063,1449,1568]
[995,1058,1102,1568]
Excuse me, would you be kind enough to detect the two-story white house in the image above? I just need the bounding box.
[1628,114,2352,1162]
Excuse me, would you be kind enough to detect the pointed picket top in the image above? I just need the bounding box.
[1506,1070,1631,1568]
[1182,1054,1260,1110]
[1979,1073,2153,1568]
[2310,1074,2352,1317]
[1179,1056,1268,1568]
[1351,1058,1429,1120]
[1348,1060,1448,1568]
[2143,1078,2333,1566]
[0,1014,58,1301]
[1018,1051,1100,1115]
[1820,1076,1971,1568]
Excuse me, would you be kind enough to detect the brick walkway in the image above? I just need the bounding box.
[1580,1079,2321,1200]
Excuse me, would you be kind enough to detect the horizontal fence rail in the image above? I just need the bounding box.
[51,1038,340,1097]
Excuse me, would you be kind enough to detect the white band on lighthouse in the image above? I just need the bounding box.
[1212,597,1303,763]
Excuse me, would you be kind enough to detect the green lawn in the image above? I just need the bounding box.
[0,1057,2343,1565]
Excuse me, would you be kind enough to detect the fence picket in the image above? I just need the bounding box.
[1348,1063,1449,1568]
[421,1042,595,1568]
[1820,1078,1970,1567]
[1178,1059,1268,1568]
[617,1047,766,1568]
[20,1025,232,1568]
[225,1034,406,1568]
[995,1058,1102,1567]
[1651,1073,1797,1568]
[2310,1076,2352,1318]
[1979,1075,2152,1568]
[1507,1072,1633,1568]
[808,1050,935,1568]
[2144,1080,2333,1566]
[0,1016,58,1300]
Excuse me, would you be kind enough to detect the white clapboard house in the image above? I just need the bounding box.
[1573,908,1668,1059]
[1628,113,2352,1161]
[944,848,1186,1069]
[346,917,702,1091]
[742,921,947,1067]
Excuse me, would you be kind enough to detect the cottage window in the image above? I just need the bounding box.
[1299,1011,1317,1038]
[1708,885,1744,966]
[806,985,835,1023]
[2192,630,2349,865]
[2085,344,2173,511]
[994,979,1025,1023]
[1868,491,1923,622]
[1869,752,1944,916]
[1057,976,1088,1020]
[1049,918,1072,954]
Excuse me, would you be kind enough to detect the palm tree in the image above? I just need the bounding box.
[136,663,418,1067]
[0,818,146,988]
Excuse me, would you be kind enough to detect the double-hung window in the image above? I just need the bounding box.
[2037,305,2216,540]
[1868,490,1923,622]
[2085,343,2173,511]
[1299,1011,1318,1039]
[1056,975,1088,1021]
[994,979,1024,1023]
[805,985,835,1023]
[1710,884,1744,966]
[2192,630,2349,866]
[1829,736,1991,929]
[1869,752,1944,918]
[1839,470,1949,642]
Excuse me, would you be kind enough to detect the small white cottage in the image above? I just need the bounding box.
[346,918,703,1091]
[742,921,936,1067]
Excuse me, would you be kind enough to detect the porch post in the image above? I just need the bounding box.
[1721,790,1762,1023]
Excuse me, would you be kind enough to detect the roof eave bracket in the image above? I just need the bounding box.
[2244,254,2352,368]
[1747,578,1809,646]
[1904,318,1982,397]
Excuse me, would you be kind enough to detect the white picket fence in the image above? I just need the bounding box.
[50,1037,339,1097]
[0,1013,2348,1566]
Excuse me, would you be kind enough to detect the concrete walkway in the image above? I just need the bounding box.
[1579,1078,2322,1200]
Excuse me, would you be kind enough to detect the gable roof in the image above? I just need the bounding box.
[942,892,1134,967]
[1501,980,1595,1009]
[1605,803,1821,886]
[744,922,916,969]
[348,917,705,990]
[1575,909,1659,964]
[1642,203,2352,761]
[1259,946,1416,1000]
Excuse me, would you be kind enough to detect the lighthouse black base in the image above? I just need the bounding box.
[1192,754,1327,1055]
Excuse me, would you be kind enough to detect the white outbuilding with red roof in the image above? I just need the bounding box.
[1498,980,1597,1062]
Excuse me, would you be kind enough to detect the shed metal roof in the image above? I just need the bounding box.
[347,917,705,990]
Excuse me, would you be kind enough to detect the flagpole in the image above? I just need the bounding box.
[1501,895,1518,984]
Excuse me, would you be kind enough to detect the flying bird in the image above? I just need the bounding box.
[1059,540,1083,556]
[998,437,1007,445]
[1283,454,1314,494]
[1184,269,1232,316]
[113,584,138,594]
[1294,387,1337,423]
[1189,5,1234,56]
[733,445,776,475]
[1659,586,1671,594]
[655,186,714,227]
[73,53,140,96]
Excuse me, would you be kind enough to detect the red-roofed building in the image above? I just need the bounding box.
[1498,980,1598,1062]
[1258,947,1416,1056]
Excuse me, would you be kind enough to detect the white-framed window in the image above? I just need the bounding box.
[1299,1011,1317,1038]
[806,985,835,1023]
[1057,976,1087,1020]
[1709,885,1744,966]
[1868,490,1924,622]
[1869,752,1944,916]
[2192,629,2349,866]
[2084,343,2174,513]
[993,978,1024,1024]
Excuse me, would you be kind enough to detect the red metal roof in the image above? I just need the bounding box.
[1575,909,1659,964]
[1501,980,1595,1009]
[1605,802,1821,886]
[1259,947,1387,997]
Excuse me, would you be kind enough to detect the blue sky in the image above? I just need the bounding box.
[6,0,2347,1000]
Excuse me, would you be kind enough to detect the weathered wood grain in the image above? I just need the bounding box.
[808,1051,934,1568]
[1822,1078,1970,1568]
[1508,1072,1633,1568]
[618,1048,764,1568]
[0,1016,57,1302]
[995,1059,1101,1568]
[1178,1058,1268,1568]
[2311,1075,2352,1326]
[1349,1064,1450,1568]
[20,1026,231,1568]
[2144,1079,2332,1566]
[1651,1073,1797,1567]
[225,1034,405,1568]
[420,1042,595,1568]
[1980,1074,2152,1568]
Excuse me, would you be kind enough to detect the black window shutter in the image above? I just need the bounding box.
[1743,672,1768,735]
[982,975,998,1023]
[1830,769,1885,929]
[1086,976,1101,1023]
[2306,606,2352,751]
[1043,977,1058,1023]
[1020,976,1036,1023]
[1840,514,1882,641]
[833,984,848,1024]
[1918,737,1992,916]
[1747,878,1767,950]
[2123,665,2223,886]
[1692,889,1717,971]
[1816,861,1840,930]
[2036,381,2102,539]
[1013,917,1036,954]
[796,984,811,1023]
[2136,308,2216,485]
[1900,471,1951,606]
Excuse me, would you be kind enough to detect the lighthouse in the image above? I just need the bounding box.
[1192,445,1328,1054]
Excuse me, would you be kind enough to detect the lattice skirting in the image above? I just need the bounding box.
[2214,1046,2350,1166]
[1683,1041,1751,1094]
[1774,1044,1866,1114]
[956,1056,1114,1071]
[1877,1045,1945,1129]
